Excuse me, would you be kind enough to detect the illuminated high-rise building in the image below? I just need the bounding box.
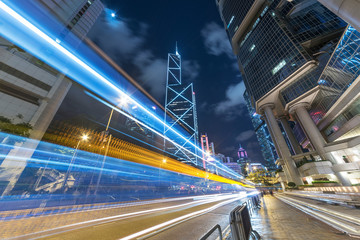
[237,144,248,159]
[200,133,216,168]
[163,45,199,166]
[243,91,277,170]
[200,134,210,168]
[217,0,360,187]
[0,0,104,140]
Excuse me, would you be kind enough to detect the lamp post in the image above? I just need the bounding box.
[94,134,112,195]
[158,158,167,189]
[62,134,88,191]
[95,97,128,195]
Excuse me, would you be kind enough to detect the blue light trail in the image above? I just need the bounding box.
[0,0,242,179]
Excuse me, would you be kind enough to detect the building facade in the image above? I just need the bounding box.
[0,0,104,195]
[217,0,360,187]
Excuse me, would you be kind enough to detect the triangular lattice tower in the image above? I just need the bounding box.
[164,44,199,165]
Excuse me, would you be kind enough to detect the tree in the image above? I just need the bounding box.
[287,182,296,188]
[246,170,278,186]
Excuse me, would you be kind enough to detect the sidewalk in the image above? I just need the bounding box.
[250,195,355,239]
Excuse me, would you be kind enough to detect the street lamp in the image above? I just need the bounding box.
[158,158,167,188]
[95,97,128,195]
[62,134,89,191]
[105,96,129,131]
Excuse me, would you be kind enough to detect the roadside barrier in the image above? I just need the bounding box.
[199,224,223,240]
[200,194,262,240]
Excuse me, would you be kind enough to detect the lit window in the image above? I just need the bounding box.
[318,79,326,85]
[227,16,235,29]
[250,44,255,52]
[272,60,286,75]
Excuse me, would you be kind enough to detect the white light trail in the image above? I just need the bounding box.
[86,92,243,179]
[12,194,242,239]
[0,1,242,180]
[119,196,243,240]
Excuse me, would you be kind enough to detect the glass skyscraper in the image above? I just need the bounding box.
[244,91,278,170]
[217,0,360,187]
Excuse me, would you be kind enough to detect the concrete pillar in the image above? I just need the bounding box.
[261,104,303,186]
[289,103,327,158]
[263,117,282,159]
[289,103,351,186]
[335,171,352,186]
[280,181,286,191]
[279,116,303,155]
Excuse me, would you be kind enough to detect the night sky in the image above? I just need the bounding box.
[85,0,264,163]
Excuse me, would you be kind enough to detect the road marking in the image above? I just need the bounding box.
[9,194,238,239]
[119,196,244,240]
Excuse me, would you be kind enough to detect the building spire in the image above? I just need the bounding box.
[175,41,179,56]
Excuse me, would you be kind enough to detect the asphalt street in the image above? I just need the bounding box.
[1,193,246,240]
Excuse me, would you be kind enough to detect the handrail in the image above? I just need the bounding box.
[199,224,223,240]
[229,194,262,240]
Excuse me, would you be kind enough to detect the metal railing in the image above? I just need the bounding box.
[199,224,223,240]
[200,194,262,240]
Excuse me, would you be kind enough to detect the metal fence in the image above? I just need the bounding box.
[200,194,262,240]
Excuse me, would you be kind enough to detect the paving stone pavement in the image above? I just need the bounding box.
[250,195,355,240]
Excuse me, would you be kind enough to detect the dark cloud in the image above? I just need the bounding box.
[213,81,246,121]
[201,22,234,59]
[88,9,200,99]
[236,130,255,142]
[182,60,200,82]
[88,9,146,60]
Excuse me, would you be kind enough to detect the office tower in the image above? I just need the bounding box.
[200,133,216,168]
[237,144,248,160]
[163,45,199,166]
[0,0,104,195]
[217,0,360,187]
[200,134,210,168]
[243,91,277,169]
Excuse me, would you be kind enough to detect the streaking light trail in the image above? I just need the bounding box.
[0,0,243,180]
[0,132,251,187]
[119,195,245,240]
[84,91,242,180]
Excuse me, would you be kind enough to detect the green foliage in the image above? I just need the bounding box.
[287,182,296,188]
[296,159,328,168]
[246,170,277,186]
[0,116,32,137]
[0,116,11,123]
[311,181,338,184]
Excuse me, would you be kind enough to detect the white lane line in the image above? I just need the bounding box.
[4,194,229,221]
[119,196,244,240]
[9,195,235,240]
